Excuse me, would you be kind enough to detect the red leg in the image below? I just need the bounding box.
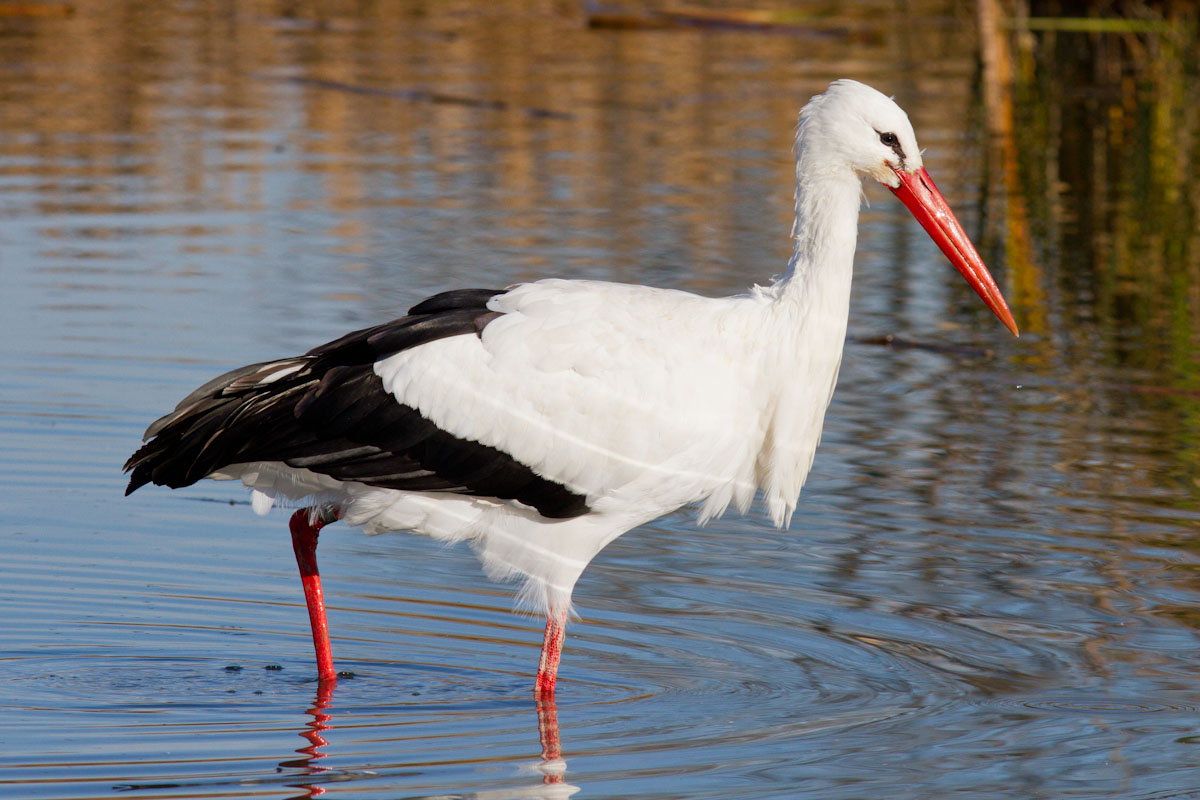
[535,611,567,782]
[535,611,566,699]
[289,508,338,683]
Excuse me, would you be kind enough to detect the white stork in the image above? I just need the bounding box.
[124,80,1018,698]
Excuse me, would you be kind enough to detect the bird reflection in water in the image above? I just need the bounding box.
[278,681,578,798]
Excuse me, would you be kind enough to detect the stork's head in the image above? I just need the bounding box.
[797,79,923,187]
[798,80,1019,337]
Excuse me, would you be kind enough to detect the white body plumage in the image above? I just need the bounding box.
[221,260,853,615]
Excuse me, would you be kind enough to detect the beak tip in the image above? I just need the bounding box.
[996,309,1019,338]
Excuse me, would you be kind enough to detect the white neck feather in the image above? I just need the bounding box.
[752,148,864,527]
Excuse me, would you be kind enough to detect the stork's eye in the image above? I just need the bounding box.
[879,132,899,147]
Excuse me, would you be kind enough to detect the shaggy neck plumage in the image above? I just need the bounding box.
[750,131,864,528]
[781,137,863,293]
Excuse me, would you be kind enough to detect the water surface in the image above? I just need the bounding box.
[4,2,1200,798]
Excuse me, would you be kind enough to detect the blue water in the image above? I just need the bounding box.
[4,3,1200,798]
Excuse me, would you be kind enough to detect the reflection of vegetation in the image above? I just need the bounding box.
[983,1,1200,503]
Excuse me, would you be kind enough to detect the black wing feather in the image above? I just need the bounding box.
[124,287,590,519]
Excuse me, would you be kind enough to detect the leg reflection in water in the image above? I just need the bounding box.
[279,679,580,798]
[537,695,564,783]
[279,681,336,797]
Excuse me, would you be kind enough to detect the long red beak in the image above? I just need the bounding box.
[889,166,1019,337]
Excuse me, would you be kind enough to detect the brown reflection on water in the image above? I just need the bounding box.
[988,8,1200,502]
[1,1,992,282]
[970,5,1200,648]
[1001,21,1200,359]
